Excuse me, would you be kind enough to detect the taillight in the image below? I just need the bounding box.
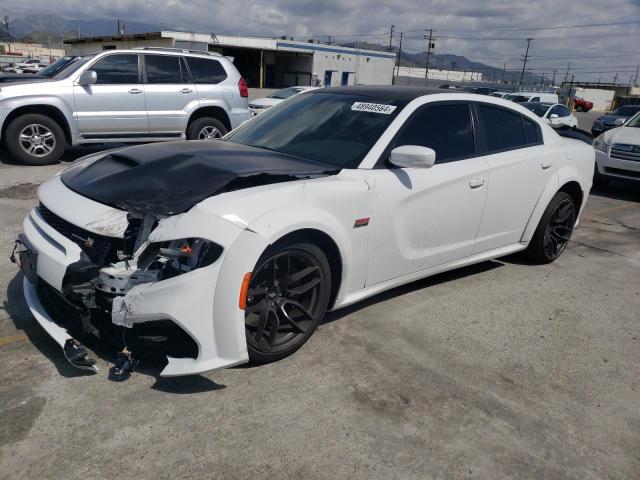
[238,77,248,98]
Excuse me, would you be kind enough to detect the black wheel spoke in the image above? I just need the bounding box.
[266,310,280,347]
[284,266,318,287]
[254,310,269,347]
[245,299,267,314]
[279,303,308,333]
[288,277,321,295]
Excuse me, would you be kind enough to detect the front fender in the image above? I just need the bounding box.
[0,94,74,125]
[247,206,360,306]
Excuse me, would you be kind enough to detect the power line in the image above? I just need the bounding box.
[434,20,640,32]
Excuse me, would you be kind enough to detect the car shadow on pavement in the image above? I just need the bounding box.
[4,272,225,391]
[322,260,504,325]
[590,181,640,203]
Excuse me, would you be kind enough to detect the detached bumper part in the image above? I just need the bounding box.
[23,279,98,373]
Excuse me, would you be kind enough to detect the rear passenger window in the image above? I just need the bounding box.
[478,105,526,152]
[394,104,475,164]
[523,117,542,145]
[145,54,185,83]
[186,57,227,84]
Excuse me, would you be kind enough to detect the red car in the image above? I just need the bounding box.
[574,97,593,112]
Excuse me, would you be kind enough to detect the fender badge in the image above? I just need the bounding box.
[353,217,370,228]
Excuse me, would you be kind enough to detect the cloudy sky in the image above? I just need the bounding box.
[6,0,640,82]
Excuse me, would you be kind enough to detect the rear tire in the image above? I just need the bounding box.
[5,114,65,165]
[186,117,228,140]
[244,241,332,363]
[526,192,577,264]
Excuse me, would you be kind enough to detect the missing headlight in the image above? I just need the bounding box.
[138,238,223,279]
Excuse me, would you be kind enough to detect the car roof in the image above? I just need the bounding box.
[314,86,447,101]
[525,102,555,107]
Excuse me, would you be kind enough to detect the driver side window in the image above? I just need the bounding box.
[90,54,140,85]
[393,103,475,164]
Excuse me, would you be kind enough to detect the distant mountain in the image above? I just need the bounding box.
[339,41,541,84]
[10,15,163,39]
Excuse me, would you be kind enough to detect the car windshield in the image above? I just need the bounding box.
[270,88,301,99]
[50,55,93,79]
[522,103,551,117]
[626,112,640,127]
[613,106,640,116]
[38,56,80,77]
[226,92,403,168]
[506,94,530,102]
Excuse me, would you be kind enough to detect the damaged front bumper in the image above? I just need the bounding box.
[18,177,268,377]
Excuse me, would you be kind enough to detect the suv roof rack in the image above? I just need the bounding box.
[131,47,222,57]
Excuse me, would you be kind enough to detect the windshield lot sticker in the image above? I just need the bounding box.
[351,102,397,114]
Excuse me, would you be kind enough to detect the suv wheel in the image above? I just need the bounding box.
[5,114,65,165]
[186,117,228,140]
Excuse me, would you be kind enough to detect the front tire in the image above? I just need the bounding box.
[5,114,65,165]
[244,241,332,363]
[186,117,228,140]
[575,105,584,112]
[526,192,577,264]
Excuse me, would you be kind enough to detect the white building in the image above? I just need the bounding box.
[64,31,396,88]
[0,42,65,62]
[396,66,483,82]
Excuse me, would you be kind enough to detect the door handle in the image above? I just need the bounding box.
[541,159,552,169]
[469,178,485,189]
[180,88,193,94]
[128,88,143,94]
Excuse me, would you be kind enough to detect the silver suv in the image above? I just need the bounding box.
[0,48,251,165]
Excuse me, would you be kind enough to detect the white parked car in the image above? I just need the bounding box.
[13,87,594,377]
[521,102,578,129]
[489,91,510,99]
[249,86,317,115]
[505,92,559,103]
[593,112,640,186]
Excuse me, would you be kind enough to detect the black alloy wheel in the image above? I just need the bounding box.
[527,192,577,264]
[244,242,331,362]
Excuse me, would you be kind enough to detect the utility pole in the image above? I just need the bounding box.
[395,32,403,78]
[327,35,332,45]
[388,25,395,51]
[567,74,575,108]
[519,37,532,85]
[501,58,507,84]
[540,73,545,87]
[551,70,557,86]
[634,64,639,87]
[424,29,434,86]
[564,61,571,82]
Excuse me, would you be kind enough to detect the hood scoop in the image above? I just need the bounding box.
[61,141,338,216]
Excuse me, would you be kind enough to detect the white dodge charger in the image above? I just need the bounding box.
[13,87,595,377]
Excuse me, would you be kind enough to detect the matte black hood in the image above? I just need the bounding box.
[61,141,339,216]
